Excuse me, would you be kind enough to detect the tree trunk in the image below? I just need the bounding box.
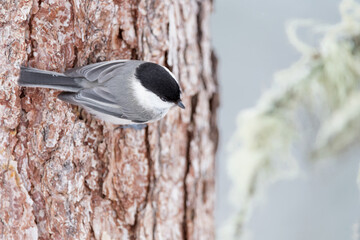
[0,0,218,239]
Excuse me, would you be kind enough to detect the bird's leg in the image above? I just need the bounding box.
[114,124,148,130]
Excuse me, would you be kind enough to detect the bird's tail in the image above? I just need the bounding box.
[18,66,83,92]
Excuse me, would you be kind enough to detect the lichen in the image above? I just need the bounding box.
[223,0,360,238]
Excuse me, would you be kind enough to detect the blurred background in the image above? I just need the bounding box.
[212,0,360,239]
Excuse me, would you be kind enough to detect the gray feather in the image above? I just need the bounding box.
[58,91,147,123]
[58,92,126,118]
[65,60,129,82]
[19,60,158,124]
[19,66,84,92]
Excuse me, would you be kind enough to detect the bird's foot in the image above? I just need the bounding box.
[115,124,147,130]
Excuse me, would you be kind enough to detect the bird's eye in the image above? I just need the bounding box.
[160,97,166,102]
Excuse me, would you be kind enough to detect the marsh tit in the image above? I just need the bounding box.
[18,60,185,125]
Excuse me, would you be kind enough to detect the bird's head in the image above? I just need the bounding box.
[134,62,185,110]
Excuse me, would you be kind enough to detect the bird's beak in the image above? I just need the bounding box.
[177,100,185,109]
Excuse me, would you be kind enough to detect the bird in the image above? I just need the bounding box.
[18,60,185,125]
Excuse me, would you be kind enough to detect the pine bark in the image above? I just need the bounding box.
[0,0,218,239]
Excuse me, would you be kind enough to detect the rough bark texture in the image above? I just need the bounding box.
[0,0,218,239]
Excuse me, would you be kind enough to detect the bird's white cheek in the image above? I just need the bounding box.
[154,98,174,110]
[132,79,173,111]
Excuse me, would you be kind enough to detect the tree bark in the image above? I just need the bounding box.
[0,0,218,239]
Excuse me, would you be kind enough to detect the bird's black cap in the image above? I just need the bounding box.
[135,62,181,104]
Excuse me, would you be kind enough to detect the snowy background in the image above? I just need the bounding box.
[212,0,360,239]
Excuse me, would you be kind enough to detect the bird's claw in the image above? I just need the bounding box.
[115,124,147,130]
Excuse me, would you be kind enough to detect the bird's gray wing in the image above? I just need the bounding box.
[62,60,150,123]
[58,87,149,123]
[65,60,141,83]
